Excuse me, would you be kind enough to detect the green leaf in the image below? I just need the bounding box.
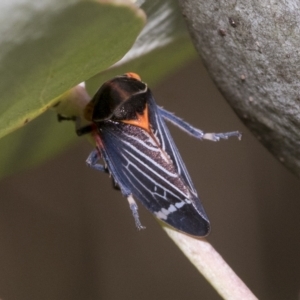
[0,0,145,139]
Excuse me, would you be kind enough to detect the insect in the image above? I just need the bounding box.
[75,73,241,237]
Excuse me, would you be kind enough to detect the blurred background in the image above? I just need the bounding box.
[0,58,299,300]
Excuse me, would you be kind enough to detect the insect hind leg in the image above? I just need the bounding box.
[159,107,242,141]
[202,131,242,141]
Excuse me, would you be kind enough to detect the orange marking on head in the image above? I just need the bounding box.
[122,105,150,132]
[125,72,141,81]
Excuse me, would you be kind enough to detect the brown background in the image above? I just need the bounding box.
[0,59,299,300]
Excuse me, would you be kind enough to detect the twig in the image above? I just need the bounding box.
[163,226,258,300]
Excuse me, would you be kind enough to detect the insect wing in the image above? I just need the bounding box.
[147,91,210,234]
[148,96,197,193]
[96,95,210,236]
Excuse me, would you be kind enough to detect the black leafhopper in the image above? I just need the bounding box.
[75,73,241,237]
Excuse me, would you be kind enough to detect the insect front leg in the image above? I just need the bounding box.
[57,114,76,122]
[159,107,242,141]
[57,114,94,137]
[75,117,94,136]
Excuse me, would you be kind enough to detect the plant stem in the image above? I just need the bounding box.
[163,226,258,300]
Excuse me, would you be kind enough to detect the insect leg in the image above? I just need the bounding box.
[159,107,242,141]
[127,195,146,230]
[57,114,76,122]
[57,114,94,136]
[75,117,94,136]
[86,149,120,189]
[87,149,145,230]
[86,149,106,172]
